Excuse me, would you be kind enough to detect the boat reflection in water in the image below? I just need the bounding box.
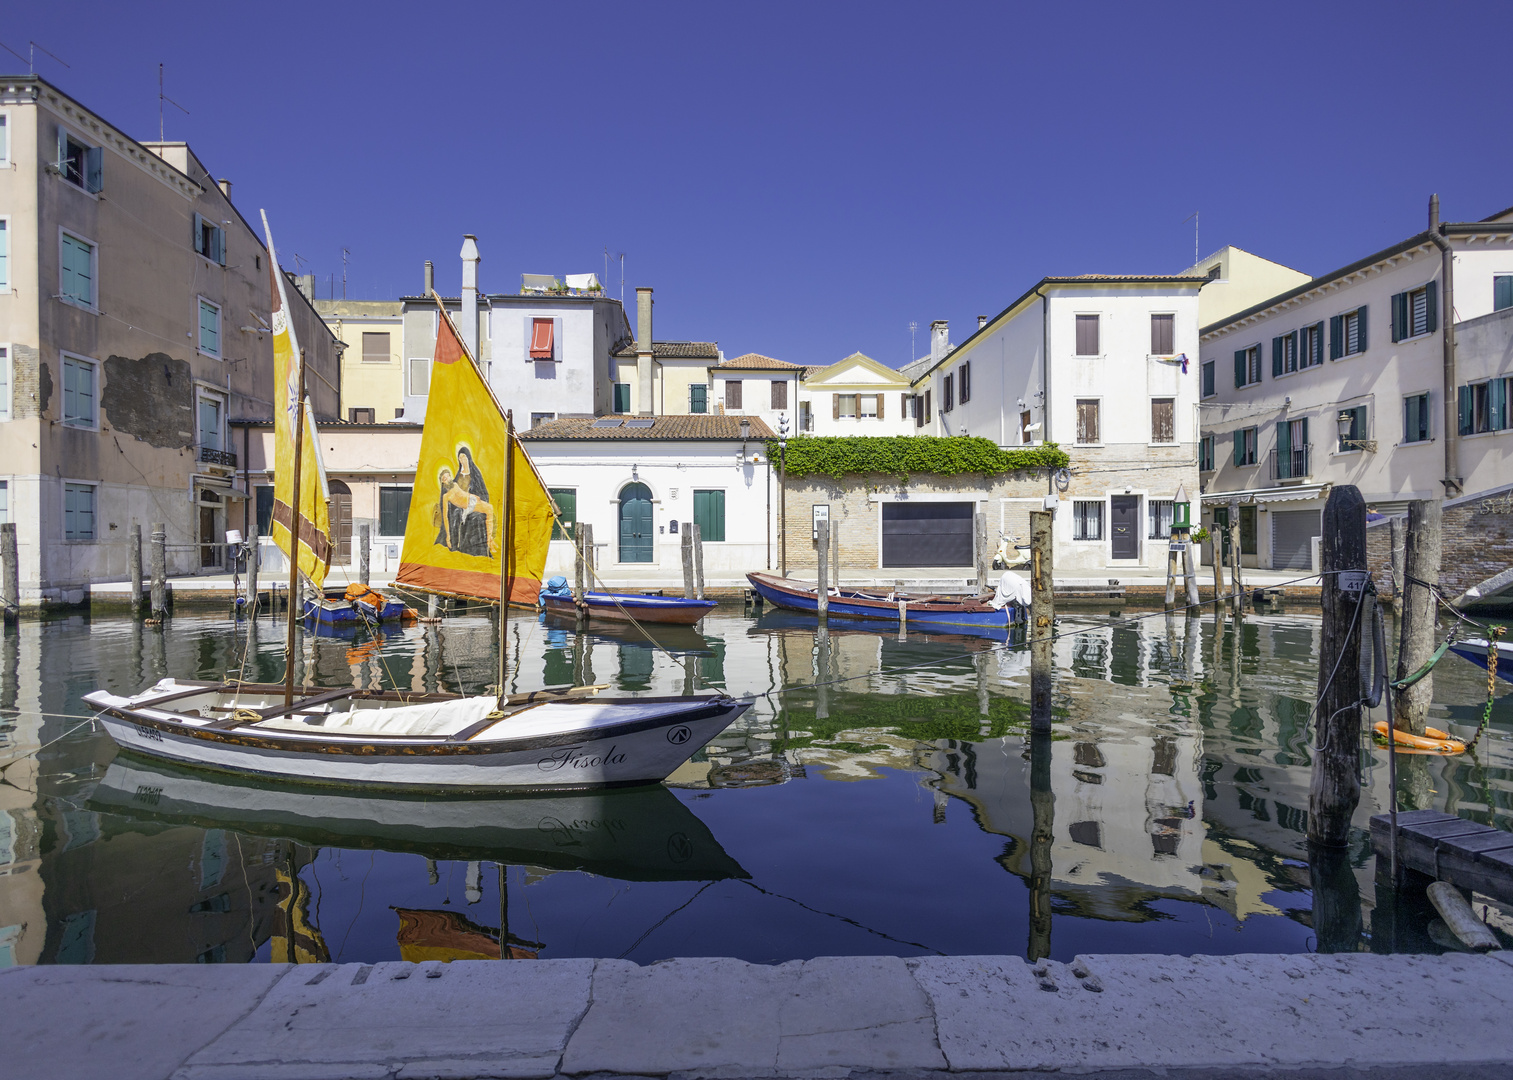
[90,755,749,883]
[540,611,715,655]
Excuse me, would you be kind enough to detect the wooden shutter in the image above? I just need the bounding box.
[727,379,742,409]
[1425,281,1438,335]
[770,379,787,410]
[1390,292,1406,342]
[1312,322,1324,366]
[901,392,910,418]
[1272,336,1283,378]
[877,393,884,419]
[1458,385,1473,435]
[1077,400,1098,444]
[924,390,931,422]
[193,213,206,257]
[1152,399,1173,443]
[915,396,924,428]
[832,393,840,420]
[960,361,970,402]
[550,488,576,541]
[1234,349,1246,387]
[1357,306,1368,352]
[1329,315,1343,359]
[693,489,725,542]
[85,146,103,193]
[1233,430,1245,466]
[943,374,953,411]
[1076,315,1099,355]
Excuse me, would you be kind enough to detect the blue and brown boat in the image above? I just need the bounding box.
[540,578,716,626]
[1449,637,1512,683]
[745,571,1022,631]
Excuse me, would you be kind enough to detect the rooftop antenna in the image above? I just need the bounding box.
[0,40,28,69]
[158,63,188,142]
[341,248,350,300]
[1182,210,1198,266]
[908,321,919,362]
[28,40,69,76]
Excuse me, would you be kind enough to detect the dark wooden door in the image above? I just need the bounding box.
[619,482,653,563]
[199,506,219,568]
[329,479,353,565]
[1110,496,1140,560]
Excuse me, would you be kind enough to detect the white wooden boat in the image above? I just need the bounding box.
[84,678,749,792]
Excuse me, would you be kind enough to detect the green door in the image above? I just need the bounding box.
[619,482,653,563]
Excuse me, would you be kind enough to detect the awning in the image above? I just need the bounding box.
[194,474,248,499]
[1200,483,1330,506]
[530,318,555,359]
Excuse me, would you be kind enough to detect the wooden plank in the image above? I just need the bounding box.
[1370,811,1513,906]
[1444,832,1513,857]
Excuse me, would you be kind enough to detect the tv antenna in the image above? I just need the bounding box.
[0,39,68,76]
[291,252,307,272]
[908,321,919,362]
[1182,210,1198,266]
[158,63,189,142]
[341,248,350,300]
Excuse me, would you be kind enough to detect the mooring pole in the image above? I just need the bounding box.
[0,524,17,625]
[1388,516,1404,605]
[1164,532,1179,609]
[1394,499,1441,736]
[128,522,143,617]
[1029,510,1054,733]
[245,515,259,618]
[574,522,587,603]
[974,511,989,594]
[692,523,705,601]
[1182,532,1201,609]
[1227,502,1243,611]
[1210,532,1223,607]
[1027,728,1054,962]
[1308,485,1367,848]
[681,528,696,600]
[150,522,168,621]
[359,524,370,586]
[816,519,829,620]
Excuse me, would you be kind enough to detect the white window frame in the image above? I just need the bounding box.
[55,125,101,197]
[0,112,9,167]
[60,352,99,431]
[1149,311,1177,357]
[1073,313,1103,358]
[1401,390,1432,445]
[408,357,431,397]
[1240,344,1262,387]
[859,393,879,419]
[196,389,227,452]
[62,480,98,543]
[0,214,9,290]
[1340,309,1365,358]
[1071,499,1104,542]
[58,227,99,312]
[196,296,222,359]
[0,478,10,525]
[0,344,10,421]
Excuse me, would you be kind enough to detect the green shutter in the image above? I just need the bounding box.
[1233,430,1245,466]
[693,490,725,543]
[1424,281,1438,335]
[1271,336,1283,377]
[1390,292,1405,342]
[689,384,707,413]
[1496,276,1513,311]
[1458,385,1473,435]
[1312,322,1324,366]
[549,488,576,541]
[1357,306,1368,352]
[1276,418,1291,477]
[1234,349,1246,388]
[1329,315,1343,359]
[85,146,103,193]
[1491,378,1508,431]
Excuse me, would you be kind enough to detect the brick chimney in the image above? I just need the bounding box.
[636,287,654,415]
[930,320,950,364]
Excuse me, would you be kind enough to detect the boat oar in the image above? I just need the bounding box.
[501,683,609,705]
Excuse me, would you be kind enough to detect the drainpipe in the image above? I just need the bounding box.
[1428,195,1461,496]
[1034,285,1049,444]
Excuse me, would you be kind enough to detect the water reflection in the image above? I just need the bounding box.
[0,604,1508,966]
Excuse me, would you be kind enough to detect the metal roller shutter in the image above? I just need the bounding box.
[881,502,974,567]
[1271,509,1320,571]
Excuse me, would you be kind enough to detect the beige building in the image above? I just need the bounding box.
[1181,246,1311,327]
[315,298,402,423]
[799,352,914,435]
[0,76,339,605]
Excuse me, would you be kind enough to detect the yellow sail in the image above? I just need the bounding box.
[261,212,331,588]
[395,301,555,605]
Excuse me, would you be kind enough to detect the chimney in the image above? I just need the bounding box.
[459,236,480,357]
[930,320,950,364]
[636,287,654,416]
[424,260,434,296]
[296,273,315,301]
[977,314,987,330]
[217,178,232,199]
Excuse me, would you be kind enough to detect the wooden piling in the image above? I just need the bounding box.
[129,522,144,616]
[1210,534,1223,606]
[1394,499,1440,736]
[975,511,988,594]
[1388,516,1404,604]
[1029,510,1053,733]
[1164,535,1179,609]
[1027,729,1054,962]
[815,520,829,619]
[1227,505,1243,610]
[246,515,260,617]
[359,524,370,586]
[0,523,17,624]
[1182,534,1201,608]
[1308,485,1367,849]
[150,522,167,620]
[681,528,696,600]
[692,523,705,601]
[573,522,587,603]
[1308,842,1364,952]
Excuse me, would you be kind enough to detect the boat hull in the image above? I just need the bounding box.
[1449,639,1513,683]
[85,684,747,792]
[745,572,1018,630]
[304,597,408,625]
[541,591,716,625]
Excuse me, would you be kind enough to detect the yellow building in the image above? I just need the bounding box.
[1181,246,1311,328]
[315,299,404,423]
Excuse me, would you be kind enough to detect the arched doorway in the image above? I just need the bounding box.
[328,479,353,565]
[618,482,653,563]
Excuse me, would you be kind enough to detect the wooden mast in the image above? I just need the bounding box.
[284,349,307,708]
[498,410,515,706]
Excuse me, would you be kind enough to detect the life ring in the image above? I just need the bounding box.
[1372,720,1466,754]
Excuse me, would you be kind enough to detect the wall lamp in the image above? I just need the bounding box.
[1336,410,1377,453]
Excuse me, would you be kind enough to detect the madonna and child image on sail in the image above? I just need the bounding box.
[80,212,749,792]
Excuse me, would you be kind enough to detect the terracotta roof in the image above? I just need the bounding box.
[610,341,720,359]
[716,353,804,370]
[520,415,776,441]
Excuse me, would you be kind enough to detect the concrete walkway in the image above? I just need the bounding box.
[7,951,1512,1079]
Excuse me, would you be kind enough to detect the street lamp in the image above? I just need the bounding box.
[777,412,789,576]
[1336,410,1377,453]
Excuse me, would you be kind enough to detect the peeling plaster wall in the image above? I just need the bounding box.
[102,353,194,449]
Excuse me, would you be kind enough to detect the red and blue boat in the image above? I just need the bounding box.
[745,571,1021,631]
[539,579,716,626]
[1450,637,1512,683]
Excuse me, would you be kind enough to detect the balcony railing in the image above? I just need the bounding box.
[1269,443,1311,481]
[199,445,237,467]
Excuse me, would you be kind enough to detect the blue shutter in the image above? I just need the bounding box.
[1234,349,1246,388]
[193,214,205,256]
[1458,385,1473,435]
[1424,281,1438,335]
[1357,306,1367,351]
[212,225,225,266]
[1271,336,1283,377]
[1496,276,1513,311]
[85,146,103,193]
[1329,315,1343,359]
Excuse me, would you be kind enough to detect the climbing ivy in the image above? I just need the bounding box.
[764,435,1069,482]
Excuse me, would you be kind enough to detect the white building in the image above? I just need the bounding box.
[797,352,914,435]
[709,355,805,433]
[912,276,1205,571]
[1197,199,1513,570]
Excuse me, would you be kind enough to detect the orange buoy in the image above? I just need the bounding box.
[1372,720,1465,754]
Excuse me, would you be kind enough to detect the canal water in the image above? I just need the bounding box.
[1,603,1509,966]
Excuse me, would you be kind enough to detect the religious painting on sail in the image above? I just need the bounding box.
[396,307,555,605]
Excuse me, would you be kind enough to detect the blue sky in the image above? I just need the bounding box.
[8,1,1512,366]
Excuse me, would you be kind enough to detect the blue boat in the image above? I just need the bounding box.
[540,578,716,625]
[745,572,1021,631]
[1449,637,1512,682]
[304,595,409,626]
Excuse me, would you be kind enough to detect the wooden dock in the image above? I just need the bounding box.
[1371,809,1513,904]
